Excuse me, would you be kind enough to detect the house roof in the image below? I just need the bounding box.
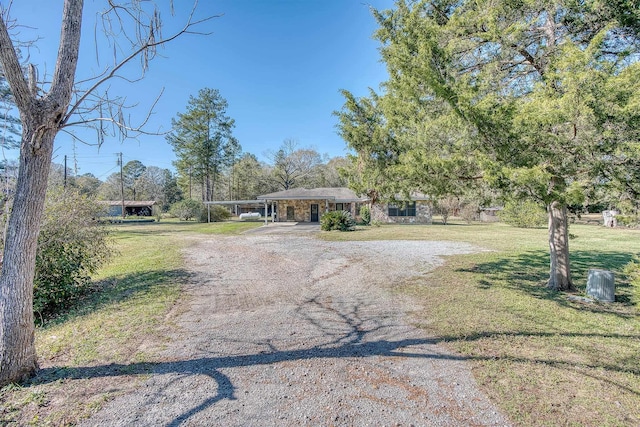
[401,192,430,201]
[257,187,369,202]
[100,200,156,207]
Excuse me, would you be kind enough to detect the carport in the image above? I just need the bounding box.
[204,200,276,224]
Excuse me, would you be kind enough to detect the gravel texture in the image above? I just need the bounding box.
[80,226,510,426]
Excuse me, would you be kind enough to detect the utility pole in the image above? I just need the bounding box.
[63,155,67,189]
[72,141,79,176]
[118,153,125,219]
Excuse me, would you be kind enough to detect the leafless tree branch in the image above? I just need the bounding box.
[62,0,219,140]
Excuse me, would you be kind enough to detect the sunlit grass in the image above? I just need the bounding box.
[112,217,263,236]
[1,219,257,425]
[323,221,640,426]
[3,219,638,426]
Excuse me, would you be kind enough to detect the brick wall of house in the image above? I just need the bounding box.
[371,201,432,224]
[275,200,359,222]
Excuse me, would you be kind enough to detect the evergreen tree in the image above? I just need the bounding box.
[339,0,640,290]
[167,88,240,201]
[122,160,146,200]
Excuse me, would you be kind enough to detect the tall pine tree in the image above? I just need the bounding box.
[167,88,240,201]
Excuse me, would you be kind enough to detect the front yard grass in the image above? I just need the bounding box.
[321,222,640,426]
[0,220,257,426]
[2,219,637,426]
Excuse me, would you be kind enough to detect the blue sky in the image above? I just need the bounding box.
[4,0,394,180]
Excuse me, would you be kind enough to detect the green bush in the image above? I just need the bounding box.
[498,200,547,228]
[623,258,640,306]
[170,199,202,221]
[321,210,356,231]
[617,215,639,227]
[359,205,371,225]
[200,204,232,222]
[34,190,114,320]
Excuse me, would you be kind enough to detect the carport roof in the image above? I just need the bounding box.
[204,200,264,205]
[100,200,156,207]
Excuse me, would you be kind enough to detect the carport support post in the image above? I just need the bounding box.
[271,201,275,223]
[264,201,268,225]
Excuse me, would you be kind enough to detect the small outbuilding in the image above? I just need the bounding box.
[101,200,157,217]
[480,207,502,223]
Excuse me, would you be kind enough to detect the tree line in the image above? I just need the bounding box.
[14,139,347,213]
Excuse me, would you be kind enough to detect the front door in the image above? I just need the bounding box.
[310,204,319,222]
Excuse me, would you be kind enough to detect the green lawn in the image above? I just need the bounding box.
[1,219,638,426]
[0,220,260,426]
[322,222,640,426]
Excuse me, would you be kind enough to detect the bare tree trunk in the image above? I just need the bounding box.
[0,0,82,386]
[547,201,575,291]
[0,127,56,383]
[0,0,213,386]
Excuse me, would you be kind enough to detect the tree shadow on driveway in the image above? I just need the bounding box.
[35,336,458,426]
[32,296,466,426]
[27,289,640,426]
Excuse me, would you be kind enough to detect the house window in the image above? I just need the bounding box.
[388,202,416,217]
[336,203,344,211]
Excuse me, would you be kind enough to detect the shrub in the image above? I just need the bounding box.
[33,189,114,320]
[321,210,356,231]
[499,200,547,228]
[436,196,461,225]
[617,215,639,227]
[200,204,232,222]
[359,205,371,225]
[459,202,479,223]
[623,258,640,306]
[170,199,202,221]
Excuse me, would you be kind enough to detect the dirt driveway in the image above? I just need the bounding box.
[81,231,510,426]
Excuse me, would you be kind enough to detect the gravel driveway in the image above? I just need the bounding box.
[81,229,510,426]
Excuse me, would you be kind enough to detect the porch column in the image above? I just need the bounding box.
[325,199,329,213]
[264,201,268,225]
[271,201,275,223]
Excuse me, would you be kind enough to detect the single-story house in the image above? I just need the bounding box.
[257,187,369,222]
[370,195,432,224]
[255,187,432,224]
[100,200,157,217]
